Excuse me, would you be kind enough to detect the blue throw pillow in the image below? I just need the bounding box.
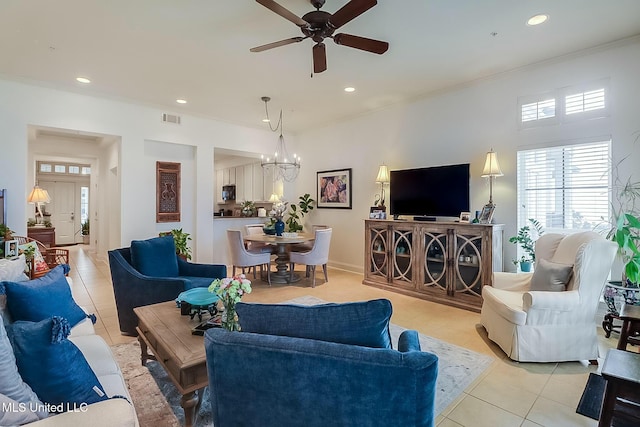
[8,317,108,407]
[130,236,179,277]
[236,299,393,349]
[1,265,88,328]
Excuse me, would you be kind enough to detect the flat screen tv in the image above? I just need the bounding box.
[389,163,470,218]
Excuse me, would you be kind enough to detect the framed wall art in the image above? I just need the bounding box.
[156,161,181,223]
[317,168,352,209]
[479,204,495,224]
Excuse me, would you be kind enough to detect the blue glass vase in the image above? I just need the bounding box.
[275,219,285,236]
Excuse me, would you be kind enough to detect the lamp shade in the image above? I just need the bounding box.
[27,186,51,204]
[376,165,390,183]
[269,193,280,203]
[481,150,503,177]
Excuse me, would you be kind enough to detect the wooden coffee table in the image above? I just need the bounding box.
[134,301,210,427]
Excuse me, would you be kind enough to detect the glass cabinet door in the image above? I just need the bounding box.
[367,226,389,282]
[452,232,483,298]
[392,228,414,287]
[421,230,448,294]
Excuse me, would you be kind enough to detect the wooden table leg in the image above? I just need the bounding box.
[136,328,157,366]
[618,318,632,350]
[181,389,202,427]
[598,379,618,427]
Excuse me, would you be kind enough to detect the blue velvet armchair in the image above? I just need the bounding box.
[108,236,226,335]
[205,300,438,427]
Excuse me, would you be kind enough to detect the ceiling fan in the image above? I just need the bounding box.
[250,0,389,73]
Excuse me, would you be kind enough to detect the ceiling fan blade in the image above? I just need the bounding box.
[313,43,327,73]
[250,37,306,52]
[256,0,308,27]
[329,0,377,29]
[333,33,388,54]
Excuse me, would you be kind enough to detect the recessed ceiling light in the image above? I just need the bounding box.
[527,14,549,26]
[176,99,187,104]
[76,77,91,84]
[262,118,270,123]
[344,87,356,93]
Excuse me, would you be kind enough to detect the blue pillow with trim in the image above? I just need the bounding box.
[236,299,393,349]
[130,235,179,277]
[1,265,89,328]
[8,317,108,407]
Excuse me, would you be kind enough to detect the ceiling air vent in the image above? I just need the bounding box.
[161,113,181,124]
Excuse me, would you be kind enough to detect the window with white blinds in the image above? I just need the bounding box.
[518,79,608,128]
[565,88,605,115]
[517,140,610,232]
[521,98,556,122]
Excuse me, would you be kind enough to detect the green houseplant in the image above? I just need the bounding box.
[509,218,544,272]
[285,193,315,232]
[170,228,192,261]
[0,223,14,240]
[241,200,256,217]
[612,213,640,286]
[81,219,90,244]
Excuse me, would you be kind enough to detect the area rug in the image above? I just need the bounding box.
[576,373,636,427]
[576,373,605,420]
[112,296,494,426]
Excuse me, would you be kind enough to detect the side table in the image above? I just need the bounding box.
[27,227,55,248]
[598,349,640,426]
[617,304,640,351]
[602,281,640,338]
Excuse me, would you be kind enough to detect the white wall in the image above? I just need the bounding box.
[295,38,640,273]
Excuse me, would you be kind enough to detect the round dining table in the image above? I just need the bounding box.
[244,233,314,284]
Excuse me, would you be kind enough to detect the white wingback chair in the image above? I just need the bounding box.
[289,228,332,287]
[227,230,271,285]
[481,231,617,362]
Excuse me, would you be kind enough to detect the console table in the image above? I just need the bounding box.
[27,227,55,247]
[363,219,503,312]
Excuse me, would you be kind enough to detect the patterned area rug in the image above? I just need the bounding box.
[111,296,494,426]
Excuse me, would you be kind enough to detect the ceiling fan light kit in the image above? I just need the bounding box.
[252,0,389,73]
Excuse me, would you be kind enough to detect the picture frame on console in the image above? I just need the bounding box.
[369,207,386,219]
[459,211,471,223]
[4,240,18,259]
[479,204,495,224]
[317,168,352,209]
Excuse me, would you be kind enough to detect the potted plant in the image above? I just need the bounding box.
[509,218,544,272]
[170,228,192,261]
[241,200,256,217]
[81,219,90,244]
[612,213,640,287]
[285,193,315,233]
[0,223,14,240]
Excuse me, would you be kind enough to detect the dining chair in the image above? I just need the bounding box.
[227,229,271,285]
[290,225,328,252]
[244,224,273,253]
[289,228,332,287]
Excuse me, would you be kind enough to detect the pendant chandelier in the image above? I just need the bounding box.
[260,96,300,182]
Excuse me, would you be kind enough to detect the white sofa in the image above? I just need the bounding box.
[481,231,617,362]
[1,275,138,426]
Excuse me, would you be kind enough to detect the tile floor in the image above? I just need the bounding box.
[67,245,630,427]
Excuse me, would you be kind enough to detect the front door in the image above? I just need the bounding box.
[40,181,77,245]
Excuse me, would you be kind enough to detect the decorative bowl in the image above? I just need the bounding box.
[263,227,276,235]
[282,232,298,238]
